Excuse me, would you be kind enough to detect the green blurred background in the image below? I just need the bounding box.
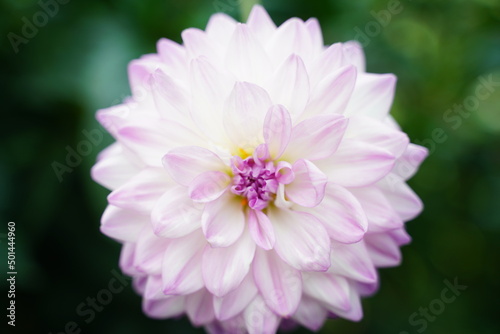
[1,0,499,333]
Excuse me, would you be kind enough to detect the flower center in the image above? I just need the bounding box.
[230,156,278,210]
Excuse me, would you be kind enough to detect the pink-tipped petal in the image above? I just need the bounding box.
[248,209,276,250]
[322,139,396,187]
[308,183,368,244]
[292,295,328,331]
[252,249,302,316]
[344,73,397,120]
[223,82,272,150]
[213,273,258,321]
[188,171,230,203]
[247,5,277,43]
[270,208,331,271]
[303,65,357,117]
[163,146,226,187]
[267,55,310,116]
[329,241,377,284]
[244,295,281,334]
[285,159,327,207]
[202,229,256,297]
[107,168,170,215]
[286,114,348,162]
[225,24,272,84]
[309,43,344,87]
[201,192,245,248]
[100,205,147,243]
[162,232,206,295]
[151,185,202,238]
[185,289,216,326]
[142,295,185,319]
[263,105,292,159]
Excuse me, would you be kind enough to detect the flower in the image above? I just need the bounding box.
[91,5,428,334]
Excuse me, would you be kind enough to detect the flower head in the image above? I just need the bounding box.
[92,5,428,333]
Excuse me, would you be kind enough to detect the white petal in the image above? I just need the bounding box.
[342,41,365,72]
[285,114,348,162]
[303,65,357,118]
[244,295,281,334]
[201,192,245,247]
[151,185,202,238]
[185,289,215,326]
[182,28,223,64]
[91,143,141,190]
[393,143,428,180]
[285,159,327,207]
[134,227,168,275]
[364,232,402,267]
[344,73,396,120]
[213,273,258,321]
[162,231,206,295]
[188,171,230,203]
[247,4,277,44]
[107,168,170,214]
[263,105,292,159]
[223,82,272,151]
[292,295,328,331]
[349,186,403,232]
[307,183,368,243]
[270,208,331,271]
[156,38,188,78]
[100,205,147,243]
[205,13,238,48]
[202,229,256,297]
[252,249,302,316]
[329,241,377,284]
[248,209,276,250]
[322,139,395,187]
[267,18,314,66]
[142,295,185,319]
[163,146,226,187]
[267,54,310,116]
[225,24,272,84]
[377,176,424,221]
[302,272,351,313]
[345,115,409,158]
[309,43,344,87]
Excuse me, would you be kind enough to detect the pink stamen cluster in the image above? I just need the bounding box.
[230,155,279,210]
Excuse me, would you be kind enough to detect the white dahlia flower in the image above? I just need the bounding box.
[91,5,428,333]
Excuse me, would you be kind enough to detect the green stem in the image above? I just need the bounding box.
[239,0,261,21]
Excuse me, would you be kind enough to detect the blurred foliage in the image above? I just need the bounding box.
[1,0,499,333]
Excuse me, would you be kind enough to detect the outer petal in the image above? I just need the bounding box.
[309,43,344,87]
[285,114,348,162]
[156,38,188,79]
[163,146,227,187]
[321,139,395,187]
[349,186,403,233]
[345,116,409,158]
[149,69,190,122]
[263,105,292,160]
[201,192,245,247]
[202,228,256,297]
[303,65,357,118]
[151,185,202,238]
[107,167,170,214]
[225,24,272,84]
[182,28,223,64]
[142,295,185,319]
[292,296,328,331]
[101,205,147,243]
[134,228,168,275]
[244,295,281,334]
[285,159,327,208]
[328,241,377,284]
[377,176,424,221]
[268,18,314,66]
[91,143,141,191]
[185,289,215,326]
[342,41,365,72]
[247,4,277,43]
[248,209,276,250]
[162,231,206,295]
[364,232,403,267]
[223,82,272,151]
[302,273,351,316]
[213,273,258,321]
[252,249,302,316]
[307,183,368,243]
[270,208,331,271]
[393,143,429,180]
[344,73,396,120]
[305,18,323,56]
[205,13,238,47]
[267,54,310,116]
